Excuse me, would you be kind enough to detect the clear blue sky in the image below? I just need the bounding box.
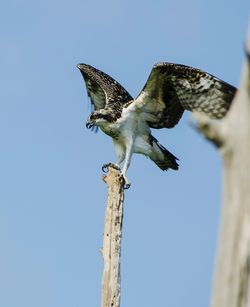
[0,1,249,306]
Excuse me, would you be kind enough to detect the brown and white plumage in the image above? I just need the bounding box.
[77,62,236,188]
[78,63,132,109]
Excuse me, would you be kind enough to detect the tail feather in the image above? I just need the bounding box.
[149,135,179,171]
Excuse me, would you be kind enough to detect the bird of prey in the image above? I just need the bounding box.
[77,62,236,188]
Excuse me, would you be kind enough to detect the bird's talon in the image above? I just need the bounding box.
[122,175,131,189]
[102,163,120,173]
[124,182,131,189]
[102,163,110,173]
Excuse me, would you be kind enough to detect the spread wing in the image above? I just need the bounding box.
[77,63,133,110]
[132,62,237,129]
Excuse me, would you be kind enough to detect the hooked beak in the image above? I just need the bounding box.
[85,117,95,129]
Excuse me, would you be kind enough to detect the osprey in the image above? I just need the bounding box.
[77,62,236,188]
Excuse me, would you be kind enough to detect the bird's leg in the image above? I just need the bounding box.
[113,140,125,170]
[102,139,132,189]
[101,140,125,173]
[121,141,134,189]
[115,150,125,169]
[101,152,124,173]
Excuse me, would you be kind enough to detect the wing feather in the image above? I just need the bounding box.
[77,63,133,110]
[132,62,237,128]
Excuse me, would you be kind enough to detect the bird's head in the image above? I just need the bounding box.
[85,110,113,129]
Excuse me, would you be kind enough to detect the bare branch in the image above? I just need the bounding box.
[194,24,250,307]
[192,112,226,148]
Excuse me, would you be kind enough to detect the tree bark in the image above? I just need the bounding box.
[195,27,250,307]
[101,168,125,307]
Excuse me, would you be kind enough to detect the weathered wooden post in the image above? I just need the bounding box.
[101,167,125,307]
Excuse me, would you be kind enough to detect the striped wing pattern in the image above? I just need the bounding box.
[133,62,237,128]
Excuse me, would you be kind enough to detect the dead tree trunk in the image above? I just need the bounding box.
[195,29,250,307]
[101,168,125,307]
